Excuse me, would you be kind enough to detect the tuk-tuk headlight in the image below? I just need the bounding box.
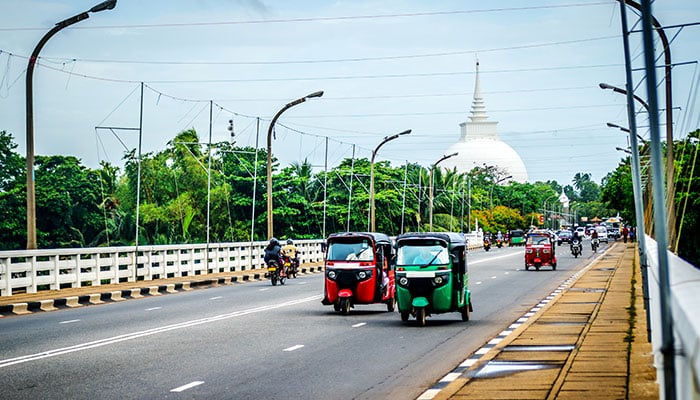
[526,249,533,254]
[327,270,337,280]
[357,270,372,281]
[433,273,450,287]
[398,276,409,287]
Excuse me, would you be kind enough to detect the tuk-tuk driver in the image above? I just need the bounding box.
[412,247,433,265]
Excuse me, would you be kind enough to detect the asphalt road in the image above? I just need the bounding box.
[0,241,605,400]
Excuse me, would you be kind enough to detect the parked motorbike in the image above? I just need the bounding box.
[267,259,286,286]
[591,237,600,253]
[483,238,491,252]
[571,240,582,258]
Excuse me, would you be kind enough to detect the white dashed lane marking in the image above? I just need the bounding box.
[209,296,223,300]
[283,345,304,352]
[145,307,162,311]
[59,319,80,324]
[170,381,204,393]
[352,322,367,328]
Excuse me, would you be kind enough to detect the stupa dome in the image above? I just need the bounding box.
[439,61,528,183]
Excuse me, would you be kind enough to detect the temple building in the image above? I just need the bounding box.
[440,61,529,183]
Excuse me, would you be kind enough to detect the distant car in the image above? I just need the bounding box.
[595,226,609,243]
[557,230,573,246]
[575,226,586,238]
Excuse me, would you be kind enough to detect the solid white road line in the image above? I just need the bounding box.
[0,295,322,369]
[170,381,204,392]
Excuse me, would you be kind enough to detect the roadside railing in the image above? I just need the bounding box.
[0,240,325,297]
[644,235,700,399]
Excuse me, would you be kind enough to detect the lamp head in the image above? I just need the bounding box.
[90,0,117,13]
[305,90,324,99]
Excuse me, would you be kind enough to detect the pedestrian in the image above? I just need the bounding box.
[629,227,636,242]
[622,226,629,243]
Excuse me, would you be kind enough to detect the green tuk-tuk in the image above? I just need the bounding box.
[394,232,473,326]
[509,229,525,246]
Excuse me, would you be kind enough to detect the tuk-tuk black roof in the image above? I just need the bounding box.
[326,231,391,245]
[396,232,466,247]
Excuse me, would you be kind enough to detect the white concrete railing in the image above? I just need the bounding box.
[644,236,700,399]
[0,239,325,297]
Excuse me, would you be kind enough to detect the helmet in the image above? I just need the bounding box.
[269,238,279,246]
[286,238,293,245]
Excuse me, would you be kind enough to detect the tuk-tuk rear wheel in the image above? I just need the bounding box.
[401,312,409,322]
[461,304,470,321]
[333,302,340,312]
[386,297,396,312]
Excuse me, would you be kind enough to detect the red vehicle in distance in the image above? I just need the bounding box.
[524,230,557,271]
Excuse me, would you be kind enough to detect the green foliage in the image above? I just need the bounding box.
[0,124,696,270]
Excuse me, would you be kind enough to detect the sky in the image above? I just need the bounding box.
[1,0,699,187]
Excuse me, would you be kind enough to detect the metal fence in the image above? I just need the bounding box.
[644,235,700,399]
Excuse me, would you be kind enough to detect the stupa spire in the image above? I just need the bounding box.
[469,60,489,122]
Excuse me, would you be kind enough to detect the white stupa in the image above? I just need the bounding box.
[440,61,528,183]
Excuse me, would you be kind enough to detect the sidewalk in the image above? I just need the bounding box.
[428,242,658,400]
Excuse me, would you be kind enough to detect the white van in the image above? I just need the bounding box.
[595,226,609,243]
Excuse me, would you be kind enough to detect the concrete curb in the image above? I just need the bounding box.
[0,266,324,317]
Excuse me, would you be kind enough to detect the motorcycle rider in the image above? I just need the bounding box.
[591,228,599,251]
[281,238,299,274]
[264,238,284,277]
[571,229,583,254]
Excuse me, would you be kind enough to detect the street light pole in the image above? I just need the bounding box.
[368,129,411,232]
[266,90,323,240]
[607,122,647,144]
[620,0,676,253]
[429,152,458,231]
[25,0,117,249]
[489,175,512,214]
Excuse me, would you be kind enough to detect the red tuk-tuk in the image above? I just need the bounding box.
[321,232,396,315]
[524,230,557,271]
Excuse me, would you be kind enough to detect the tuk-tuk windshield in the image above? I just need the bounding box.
[327,239,374,261]
[527,235,551,245]
[396,241,449,266]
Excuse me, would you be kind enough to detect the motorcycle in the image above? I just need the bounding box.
[267,259,286,286]
[282,254,298,278]
[571,240,582,258]
[496,238,503,248]
[483,238,491,252]
[591,237,600,253]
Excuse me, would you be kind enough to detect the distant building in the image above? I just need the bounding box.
[440,61,529,183]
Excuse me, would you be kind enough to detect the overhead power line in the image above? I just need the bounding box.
[0,2,611,31]
[34,36,618,66]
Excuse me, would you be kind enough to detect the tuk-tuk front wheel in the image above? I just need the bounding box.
[340,298,351,315]
[416,307,426,327]
[401,311,409,322]
[333,302,340,312]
